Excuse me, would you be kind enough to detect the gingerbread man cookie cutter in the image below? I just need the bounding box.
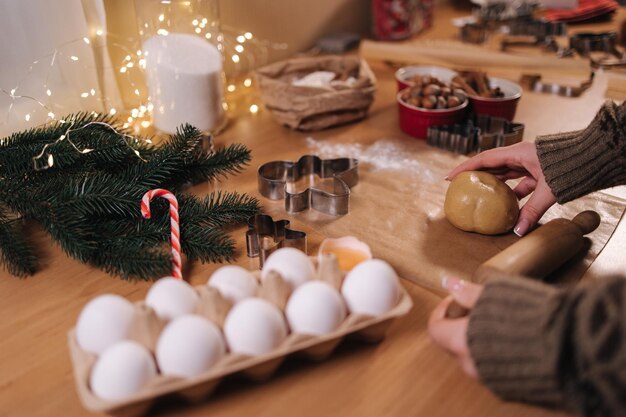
[246,214,307,268]
[257,155,359,215]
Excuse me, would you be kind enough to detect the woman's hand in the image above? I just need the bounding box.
[446,142,557,236]
[428,277,484,379]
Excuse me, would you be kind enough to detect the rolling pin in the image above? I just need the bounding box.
[445,210,601,318]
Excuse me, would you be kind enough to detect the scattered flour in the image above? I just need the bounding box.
[306,136,436,182]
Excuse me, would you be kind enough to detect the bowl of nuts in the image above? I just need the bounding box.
[395,66,458,91]
[397,78,469,139]
[454,72,522,121]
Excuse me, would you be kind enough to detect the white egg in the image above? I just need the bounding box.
[286,281,346,335]
[207,266,258,304]
[223,298,288,356]
[145,277,199,321]
[90,340,156,400]
[156,315,226,378]
[76,294,135,355]
[261,247,315,289]
[341,259,400,316]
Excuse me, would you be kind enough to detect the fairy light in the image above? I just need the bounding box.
[134,89,140,95]
[235,44,244,53]
[47,112,54,118]
[141,121,151,128]
[249,104,259,114]
[195,28,201,34]
[83,37,90,45]
[119,67,127,73]
[244,32,253,39]
[90,88,96,96]
[70,56,79,61]
[243,78,252,87]
[192,19,199,26]
[231,54,240,63]
[46,89,52,96]
[158,13,165,22]
[227,84,236,92]
[25,114,31,121]
[157,29,169,36]
[109,108,117,115]
[205,33,212,40]
[236,35,245,43]
[80,92,89,98]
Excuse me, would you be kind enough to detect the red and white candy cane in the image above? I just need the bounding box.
[141,189,183,280]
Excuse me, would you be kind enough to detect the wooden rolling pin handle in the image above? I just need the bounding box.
[443,210,601,319]
[572,210,601,235]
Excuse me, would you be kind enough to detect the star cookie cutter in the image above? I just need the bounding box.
[246,214,307,268]
[258,155,359,215]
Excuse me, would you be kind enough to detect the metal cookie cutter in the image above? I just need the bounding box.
[246,214,307,268]
[520,72,594,98]
[569,32,626,69]
[258,155,359,215]
[427,114,524,155]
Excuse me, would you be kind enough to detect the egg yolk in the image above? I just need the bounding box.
[322,248,369,272]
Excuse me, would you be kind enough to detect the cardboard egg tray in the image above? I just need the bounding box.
[68,255,413,417]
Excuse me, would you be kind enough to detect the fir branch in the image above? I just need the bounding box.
[164,143,253,189]
[0,113,259,279]
[179,192,260,228]
[90,244,172,280]
[0,212,38,277]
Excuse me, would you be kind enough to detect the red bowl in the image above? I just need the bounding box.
[394,66,458,92]
[397,89,469,139]
[468,78,522,121]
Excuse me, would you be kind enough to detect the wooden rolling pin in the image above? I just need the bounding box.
[445,210,601,318]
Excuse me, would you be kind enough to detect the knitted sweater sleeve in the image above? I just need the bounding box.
[536,100,626,203]
[467,275,626,416]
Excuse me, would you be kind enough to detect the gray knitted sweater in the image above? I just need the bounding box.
[468,101,626,417]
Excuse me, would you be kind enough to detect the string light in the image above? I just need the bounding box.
[2,18,287,153]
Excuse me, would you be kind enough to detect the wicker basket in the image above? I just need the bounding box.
[255,55,377,131]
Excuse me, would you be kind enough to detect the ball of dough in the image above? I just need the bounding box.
[444,171,519,235]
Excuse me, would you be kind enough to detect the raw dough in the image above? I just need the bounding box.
[444,171,519,235]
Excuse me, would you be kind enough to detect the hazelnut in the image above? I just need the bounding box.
[408,97,422,107]
[423,84,441,96]
[447,95,461,108]
[422,95,437,109]
[453,89,468,102]
[436,96,447,109]
[440,87,451,98]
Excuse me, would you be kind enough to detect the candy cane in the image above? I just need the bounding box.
[141,189,183,280]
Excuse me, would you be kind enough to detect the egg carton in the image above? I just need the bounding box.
[67,255,413,417]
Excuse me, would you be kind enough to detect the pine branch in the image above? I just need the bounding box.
[90,244,172,280]
[179,192,260,228]
[0,113,259,279]
[0,212,38,277]
[164,143,253,189]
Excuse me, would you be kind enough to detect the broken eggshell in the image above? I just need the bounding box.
[318,236,372,272]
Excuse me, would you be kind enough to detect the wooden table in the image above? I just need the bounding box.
[2,4,624,417]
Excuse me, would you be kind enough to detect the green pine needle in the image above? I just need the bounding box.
[0,113,260,280]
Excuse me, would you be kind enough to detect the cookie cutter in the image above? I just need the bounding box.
[245,214,307,268]
[500,19,568,53]
[569,32,626,69]
[427,114,524,155]
[258,155,359,215]
[520,72,594,98]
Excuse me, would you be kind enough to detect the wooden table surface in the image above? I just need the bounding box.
[2,4,625,417]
